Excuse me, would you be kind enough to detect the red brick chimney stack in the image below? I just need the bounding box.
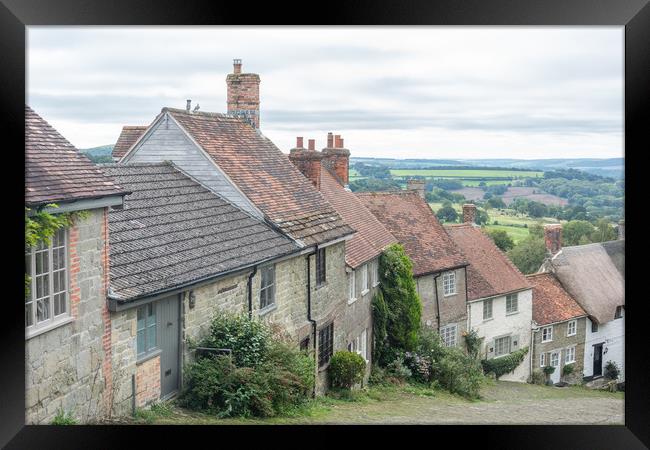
[321,131,350,186]
[226,59,261,129]
[462,204,477,224]
[544,224,563,255]
[407,179,426,199]
[289,137,323,190]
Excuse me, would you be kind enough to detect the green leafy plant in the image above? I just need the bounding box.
[377,244,422,354]
[463,329,482,360]
[385,356,412,383]
[562,363,575,377]
[371,290,390,366]
[481,347,529,380]
[604,361,620,381]
[328,351,366,390]
[179,314,314,418]
[529,369,546,385]
[51,408,77,425]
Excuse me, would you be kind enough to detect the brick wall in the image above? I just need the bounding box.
[135,355,161,408]
[226,72,261,128]
[25,208,110,424]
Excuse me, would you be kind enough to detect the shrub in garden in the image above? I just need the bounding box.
[385,356,412,383]
[604,361,620,381]
[562,363,574,381]
[403,352,433,383]
[371,290,390,366]
[481,347,529,380]
[431,346,484,399]
[543,365,556,385]
[179,314,314,418]
[329,351,366,389]
[529,369,546,385]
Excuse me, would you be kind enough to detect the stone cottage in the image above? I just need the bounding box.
[101,161,309,414]
[24,106,128,424]
[526,272,587,385]
[357,188,470,347]
[113,60,354,393]
[288,134,398,379]
[445,204,533,382]
[539,224,625,382]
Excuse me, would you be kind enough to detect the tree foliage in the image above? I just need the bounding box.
[436,202,458,223]
[562,220,595,246]
[507,237,547,274]
[377,244,422,354]
[487,229,515,252]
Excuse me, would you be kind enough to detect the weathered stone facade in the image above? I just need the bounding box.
[533,317,587,384]
[25,208,110,424]
[416,267,468,345]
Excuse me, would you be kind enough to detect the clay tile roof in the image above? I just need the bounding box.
[319,168,397,268]
[102,162,299,302]
[25,106,128,207]
[112,125,148,160]
[446,223,530,301]
[546,240,624,324]
[356,191,468,276]
[527,272,586,325]
[164,108,353,245]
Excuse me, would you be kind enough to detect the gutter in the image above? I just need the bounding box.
[415,262,469,279]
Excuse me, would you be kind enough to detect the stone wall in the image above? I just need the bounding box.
[108,308,137,416]
[417,267,468,344]
[25,208,109,424]
[533,317,587,384]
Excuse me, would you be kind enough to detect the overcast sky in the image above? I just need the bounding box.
[27,27,623,159]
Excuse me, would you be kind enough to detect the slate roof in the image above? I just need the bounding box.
[25,106,127,207]
[356,191,468,276]
[527,272,586,326]
[545,240,624,324]
[102,162,299,302]
[152,108,353,246]
[446,223,530,301]
[319,168,397,268]
[112,126,148,160]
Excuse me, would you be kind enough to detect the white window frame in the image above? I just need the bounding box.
[360,329,368,361]
[565,345,576,364]
[442,271,456,296]
[371,260,380,287]
[259,264,276,311]
[566,320,577,337]
[348,270,357,304]
[550,351,560,368]
[440,323,457,347]
[483,298,493,320]
[494,335,512,357]
[361,264,369,296]
[25,227,71,338]
[505,293,518,315]
[540,352,546,367]
[541,326,553,343]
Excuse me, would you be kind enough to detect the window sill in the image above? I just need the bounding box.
[506,311,519,316]
[25,315,74,340]
[137,348,162,365]
[443,292,457,297]
[567,333,576,337]
[315,282,327,291]
[541,340,553,344]
[348,297,357,306]
[482,317,494,323]
[318,361,331,372]
[361,289,369,297]
[258,304,277,317]
[372,282,380,288]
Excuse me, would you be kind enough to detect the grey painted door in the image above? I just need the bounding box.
[158,295,180,398]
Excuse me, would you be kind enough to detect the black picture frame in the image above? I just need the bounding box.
[2,0,648,448]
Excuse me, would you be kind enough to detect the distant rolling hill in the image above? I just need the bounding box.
[80,145,114,163]
[351,157,624,179]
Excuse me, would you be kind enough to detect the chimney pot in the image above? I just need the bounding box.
[334,135,342,148]
[544,224,563,255]
[308,139,315,151]
[327,132,334,148]
[233,58,242,74]
[462,203,477,224]
[186,99,191,113]
[296,137,304,148]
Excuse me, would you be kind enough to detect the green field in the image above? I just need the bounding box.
[390,169,543,178]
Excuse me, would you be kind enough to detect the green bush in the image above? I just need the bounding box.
[378,244,422,353]
[385,356,412,382]
[368,365,389,386]
[179,314,314,418]
[562,363,575,377]
[329,351,366,389]
[371,290,390,366]
[481,347,529,380]
[51,408,77,425]
[543,365,556,376]
[604,361,620,381]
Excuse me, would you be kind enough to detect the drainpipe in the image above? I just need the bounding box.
[530,323,538,378]
[433,273,443,332]
[306,246,318,398]
[464,267,470,334]
[247,266,258,318]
